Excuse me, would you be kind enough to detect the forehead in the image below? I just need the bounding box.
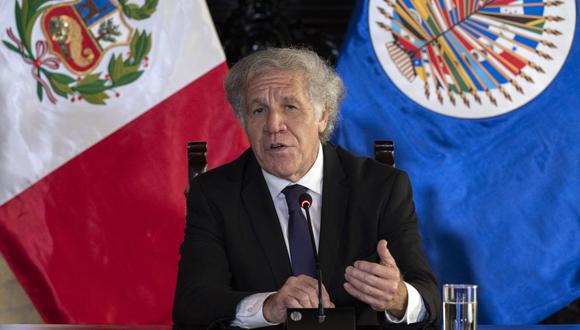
[246,70,308,100]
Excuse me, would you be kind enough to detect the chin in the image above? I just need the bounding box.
[268,167,293,178]
[263,164,296,180]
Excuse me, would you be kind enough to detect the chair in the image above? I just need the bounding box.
[186,140,395,183]
[184,142,207,197]
[373,140,395,167]
[187,142,208,181]
[184,139,396,214]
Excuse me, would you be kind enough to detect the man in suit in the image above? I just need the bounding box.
[173,48,441,328]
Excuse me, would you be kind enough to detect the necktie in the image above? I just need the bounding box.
[282,184,316,277]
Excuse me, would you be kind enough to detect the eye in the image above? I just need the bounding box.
[251,107,265,115]
[284,105,297,111]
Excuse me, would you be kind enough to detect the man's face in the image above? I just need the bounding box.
[243,70,328,182]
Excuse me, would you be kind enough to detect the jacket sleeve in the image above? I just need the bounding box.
[380,171,442,328]
[172,178,255,326]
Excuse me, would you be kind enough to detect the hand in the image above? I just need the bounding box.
[344,240,408,318]
[263,275,335,323]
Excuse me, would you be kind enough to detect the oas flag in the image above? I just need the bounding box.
[0,0,248,324]
[334,0,580,324]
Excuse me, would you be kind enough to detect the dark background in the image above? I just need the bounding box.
[207,0,354,65]
[205,0,579,324]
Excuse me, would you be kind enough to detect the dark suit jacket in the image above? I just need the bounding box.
[173,144,441,329]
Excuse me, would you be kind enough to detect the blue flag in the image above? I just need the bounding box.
[333,0,580,324]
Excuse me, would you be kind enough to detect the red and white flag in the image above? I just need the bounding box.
[0,0,247,323]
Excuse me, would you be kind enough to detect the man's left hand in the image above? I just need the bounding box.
[344,239,408,318]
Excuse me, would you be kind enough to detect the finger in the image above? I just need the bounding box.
[308,289,319,308]
[296,280,329,308]
[292,281,318,308]
[290,276,319,294]
[345,266,398,297]
[321,284,333,308]
[290,276,333,308]
[348,263,399,286]
[297,286,319,308]
[288,289,315,308]
[343,282,388,311]
[345,269,394,299]
[283,296,304,309]
[354,261,400,283]
[378,240,396,268]
[283,276,319,308]
[299,275,333,308]
[298,280,321,307]
[353,260,391,277]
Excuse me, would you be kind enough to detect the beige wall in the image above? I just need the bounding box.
[0,253,43,323]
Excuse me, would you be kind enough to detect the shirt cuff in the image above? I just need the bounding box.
[384,282,427,324]
[230,292,279,329]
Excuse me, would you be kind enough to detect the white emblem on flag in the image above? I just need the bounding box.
[369,0,575,119]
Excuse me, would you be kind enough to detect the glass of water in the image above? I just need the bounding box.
[443,284,477,330]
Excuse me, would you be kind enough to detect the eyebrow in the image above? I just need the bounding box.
[247,95,300,105]
[247,98,267,107]
[281,96,299,103]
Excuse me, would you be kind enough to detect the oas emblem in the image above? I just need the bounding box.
[3,0,158,105]
[369,0,575,118]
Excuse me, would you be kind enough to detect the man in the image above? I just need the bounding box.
[173,48,441,329]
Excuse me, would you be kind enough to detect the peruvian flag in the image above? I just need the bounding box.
[0,0,247,324]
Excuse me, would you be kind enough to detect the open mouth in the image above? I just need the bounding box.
[270,143,286,150]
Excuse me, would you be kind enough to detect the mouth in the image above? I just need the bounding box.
[269,143,287,150]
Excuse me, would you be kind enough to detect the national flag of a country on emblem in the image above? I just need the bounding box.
[0,0,248,323]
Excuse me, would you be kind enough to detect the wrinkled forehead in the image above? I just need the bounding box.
[245,69,311,102]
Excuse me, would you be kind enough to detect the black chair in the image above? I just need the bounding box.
[373,140,395,167]
[185,140,395,196]
[187,140,394,175]
[187,142,208,181]
[184,142,207,197]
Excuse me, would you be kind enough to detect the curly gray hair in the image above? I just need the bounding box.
[224,48,344,142]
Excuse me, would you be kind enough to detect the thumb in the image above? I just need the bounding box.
[378,239,396,267]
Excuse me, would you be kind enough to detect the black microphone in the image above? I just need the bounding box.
[298,193,325,323]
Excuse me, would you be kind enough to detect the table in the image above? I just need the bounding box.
[0,325,578,330]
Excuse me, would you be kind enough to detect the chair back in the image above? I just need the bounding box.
[184,142,207,197]
[187,142,208,181]
[373,140,395,167]
[184,140,394,197]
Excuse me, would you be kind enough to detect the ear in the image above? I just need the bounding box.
[317,104,329,134]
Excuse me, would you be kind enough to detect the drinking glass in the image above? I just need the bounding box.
[443,284,477,330]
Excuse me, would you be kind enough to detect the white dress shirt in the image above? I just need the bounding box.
[231,144,426,328]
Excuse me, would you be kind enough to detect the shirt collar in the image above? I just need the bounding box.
[262,143,324,198]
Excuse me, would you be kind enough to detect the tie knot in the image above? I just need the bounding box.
[282,184,308,213]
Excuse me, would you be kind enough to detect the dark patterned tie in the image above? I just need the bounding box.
[282,184,316,277]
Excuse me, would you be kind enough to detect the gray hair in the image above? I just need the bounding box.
[224,48,344,142]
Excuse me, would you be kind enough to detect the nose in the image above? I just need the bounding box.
[264,108,286,133]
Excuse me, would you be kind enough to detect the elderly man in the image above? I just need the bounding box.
[173,48,440,329]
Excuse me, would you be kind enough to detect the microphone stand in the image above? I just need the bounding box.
[287,193,354,330]
[301,197,325,323]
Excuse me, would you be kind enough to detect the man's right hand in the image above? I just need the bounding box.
[262,275,335,323]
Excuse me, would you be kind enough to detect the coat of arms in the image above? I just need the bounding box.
[368,0,575,118]
[3,0,158,105]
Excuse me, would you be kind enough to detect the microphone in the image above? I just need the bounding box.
[286,194,355,330]
[299,193,312,209]
[298,193,325,323]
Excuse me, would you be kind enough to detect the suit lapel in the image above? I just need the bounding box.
[241,152,292,288]
[319,144,349,287]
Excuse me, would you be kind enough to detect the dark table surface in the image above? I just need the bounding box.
[0,325,579,330]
